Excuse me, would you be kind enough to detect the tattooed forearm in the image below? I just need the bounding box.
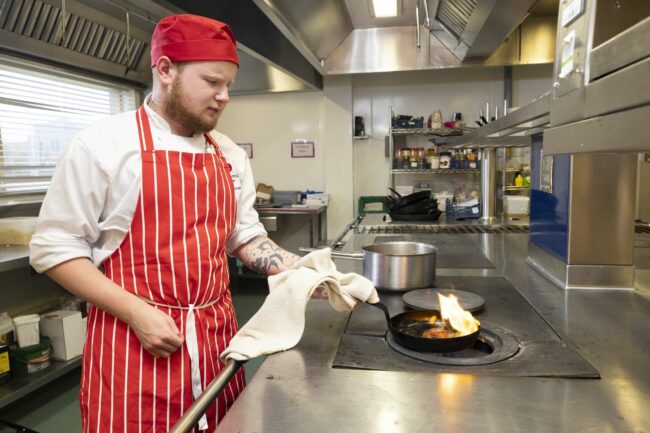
[235,236,300,275]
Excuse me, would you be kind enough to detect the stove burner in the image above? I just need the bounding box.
[386,323,520,366]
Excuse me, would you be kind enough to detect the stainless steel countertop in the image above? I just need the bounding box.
[216,233,650,433]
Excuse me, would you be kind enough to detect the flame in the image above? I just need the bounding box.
[437,294,480,335]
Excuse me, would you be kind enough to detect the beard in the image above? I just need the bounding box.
[165,76,219,134]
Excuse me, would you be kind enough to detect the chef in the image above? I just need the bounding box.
[29,14,310,433]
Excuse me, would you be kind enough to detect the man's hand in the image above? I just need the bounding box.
[129,305,184,358]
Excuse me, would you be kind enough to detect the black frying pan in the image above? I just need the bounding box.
[369,302,479,352]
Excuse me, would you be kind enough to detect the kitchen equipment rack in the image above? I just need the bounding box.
[387,107,478,191]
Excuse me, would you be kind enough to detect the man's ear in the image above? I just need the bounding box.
[153,56,175,87]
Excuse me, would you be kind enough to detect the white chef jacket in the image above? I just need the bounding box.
[29,97,266,274]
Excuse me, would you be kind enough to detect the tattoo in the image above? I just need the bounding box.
[238,237,299,275]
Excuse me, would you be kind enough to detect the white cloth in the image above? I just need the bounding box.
[29,95,266,273]
[221,248,380,361]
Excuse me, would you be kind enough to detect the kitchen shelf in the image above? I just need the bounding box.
[504,186,530,191]
[0,245,30,272]
[391,169,479,174]
[391,127,472,136]
[353,135,369,140]
[0,357,82,409]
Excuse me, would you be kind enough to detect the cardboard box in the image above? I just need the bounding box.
[39,310,83,361]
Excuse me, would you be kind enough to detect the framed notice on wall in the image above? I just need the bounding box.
[291,140,315,158]
[237,143,253,159]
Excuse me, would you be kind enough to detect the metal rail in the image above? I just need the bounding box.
[169,359,245,433]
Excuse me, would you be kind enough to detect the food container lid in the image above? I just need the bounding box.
[12,314,40,325]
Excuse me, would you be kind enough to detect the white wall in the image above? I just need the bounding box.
[219,90,325,191]
[220,64,554,237]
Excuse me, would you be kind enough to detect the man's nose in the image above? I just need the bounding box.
[215,86,229,104]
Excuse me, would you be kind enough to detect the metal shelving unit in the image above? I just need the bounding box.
[391,168,479,174]
[0,245,30,272]
[0,358,82,409]
[387,108,478,190]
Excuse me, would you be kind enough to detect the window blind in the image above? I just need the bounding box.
[0,56,138,205]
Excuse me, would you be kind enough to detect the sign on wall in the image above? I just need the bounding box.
[237,143,253,159]
[291,139,315,158]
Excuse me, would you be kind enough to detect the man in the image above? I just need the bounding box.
[30,14,309,432]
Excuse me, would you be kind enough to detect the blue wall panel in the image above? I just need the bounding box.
[530,139,571,262]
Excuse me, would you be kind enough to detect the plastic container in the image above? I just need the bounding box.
[434,192,454,212]
[0,343,10,384]
[0,217,38,245]
[439,152,451,169]
[0,312,14,346]
[272,191,301,206]
[9,336,51,378]
[13,314,40,348]
[504,196,530,215]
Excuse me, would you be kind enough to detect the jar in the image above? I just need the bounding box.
[417,148,426,169]
[401,148,412,169]
[394,148,403,169]
[439,152,451,169]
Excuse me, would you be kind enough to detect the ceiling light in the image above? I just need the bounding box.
[371,0,399,18]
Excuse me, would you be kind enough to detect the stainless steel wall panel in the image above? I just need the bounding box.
[544,104,650,154]
[567,153,636,265]
[584,56,650,118]
[590,16,650,81]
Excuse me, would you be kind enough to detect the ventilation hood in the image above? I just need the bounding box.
[0,0,322,93]
[255,0,555,75]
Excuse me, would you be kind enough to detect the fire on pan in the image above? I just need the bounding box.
[371,294,481,352]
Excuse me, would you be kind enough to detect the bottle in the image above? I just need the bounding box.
[468,151,477,169]
[409,149,418,169]
[514,172,524,187]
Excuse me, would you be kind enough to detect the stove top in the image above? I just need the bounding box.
[333,276,600,378]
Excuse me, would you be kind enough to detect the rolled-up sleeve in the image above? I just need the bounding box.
[29,135,108,273]
[226,152,267,255]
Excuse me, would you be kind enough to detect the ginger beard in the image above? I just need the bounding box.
[166,74,222,134]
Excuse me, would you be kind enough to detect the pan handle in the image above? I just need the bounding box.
[367,301,392,325]
[169,359,245,433]
[299,247,364,260]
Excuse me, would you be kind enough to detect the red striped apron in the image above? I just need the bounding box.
[80,105,245,433]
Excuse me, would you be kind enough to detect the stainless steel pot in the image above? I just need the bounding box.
[305,241,436,291]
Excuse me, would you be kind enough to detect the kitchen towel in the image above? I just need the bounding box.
[222,248,379,361]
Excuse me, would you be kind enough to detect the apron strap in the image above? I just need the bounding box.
[136,105,155,153]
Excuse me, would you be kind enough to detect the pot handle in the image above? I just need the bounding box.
[367,301,391,325]
[299,247,364,260]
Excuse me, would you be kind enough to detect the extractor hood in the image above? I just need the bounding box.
[255,0,554,75]
[0,0,322,93]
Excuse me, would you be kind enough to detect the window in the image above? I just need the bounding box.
[0,55,139,205]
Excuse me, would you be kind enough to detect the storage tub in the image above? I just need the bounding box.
[9,336,51,378]
[0,217,37,245]
[504,196,530,215]
[13,314,40,348]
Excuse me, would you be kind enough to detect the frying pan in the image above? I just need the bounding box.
[369,302,479,352]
